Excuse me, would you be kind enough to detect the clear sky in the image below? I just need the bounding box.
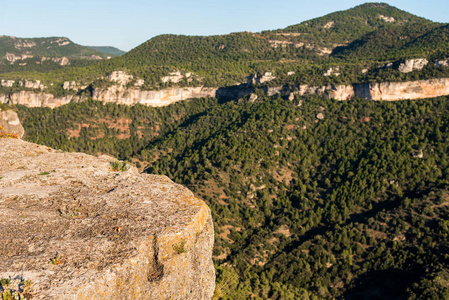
[1,0,448,52]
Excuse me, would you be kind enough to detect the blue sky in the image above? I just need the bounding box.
[1,0,449,51]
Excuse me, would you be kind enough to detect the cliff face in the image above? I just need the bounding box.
[0,109,24,138]
[0,91,81,108]
[354,78,449,100]
[92,85,218,107]
[2,77,449,108]
[0,139,215,299]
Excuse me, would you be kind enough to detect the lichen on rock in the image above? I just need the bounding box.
[0,109,24,138]
[0,139,215,299]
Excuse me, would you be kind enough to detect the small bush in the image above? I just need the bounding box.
[49,255,63,265]
[0,278,10,288]
[110,160,131,172]
[173,240,187,254]
[0,126,18,139]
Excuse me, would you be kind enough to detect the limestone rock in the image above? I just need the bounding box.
[0,110,24,138]
[0,139,215,299]
[247,72,276,84]
[135,79,145,86]
[5,53,33,63]
[412,149,424,158]
[316,113,324,120]
[248,93,258,102]
[93,86,218,107]
[161,71,184,83]
[323,67,340,77]
[0,91,81,108]
[40,57,70,66]
[378,14,395,22]
[89,55,103,60]
[323,21,334,29]
[354,78,449,101]
[62,81,79,91]
[0,80,15,87]
[22,80,45,90]
[398,59,428,73]
[288,93,295,101]
[108,71,134,85]
[4,77,449,109]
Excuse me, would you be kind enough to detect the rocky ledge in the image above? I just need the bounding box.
[0,139,215,299]
[0,109,25,138]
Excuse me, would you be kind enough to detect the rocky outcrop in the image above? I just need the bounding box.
[161,71,184,83]
[354,78,449,100]
[21,80,45,90]
[0,109,24,138]
[294,84,354,100]
[108,70,134,85]
[3,78,449,108]
[1,79,15,87]
[247,72,276,84]
[0,139,215,299]
[323,67,341,77]
[40,57,70,66]
[5,53,33,63]
[398,59,428,73]
[0,91,81,108]
[93,86,219,106]
[378,14,395,23]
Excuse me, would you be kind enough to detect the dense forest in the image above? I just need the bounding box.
[13,92,449,299]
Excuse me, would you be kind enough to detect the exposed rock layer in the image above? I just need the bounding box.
[0,109,24,138]
[2,78,449,108]
[0,139,215,299]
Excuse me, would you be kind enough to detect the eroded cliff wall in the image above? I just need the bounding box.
[2,77,449,108]
[354,78,449,101]
[0,139,215,299]
[0,109,24,138]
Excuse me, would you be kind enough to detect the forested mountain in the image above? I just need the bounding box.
[86,46,126,56]
[274,2,431,49]
[1,3,449,90]
[0,36,110,74]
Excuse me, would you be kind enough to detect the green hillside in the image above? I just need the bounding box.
[1,3,449,89]
[0,36,110,74]
[273,3,431,48]
[0,36,108,58]
[86,46,126,56]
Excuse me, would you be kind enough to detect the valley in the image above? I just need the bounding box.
[1,2,449,299]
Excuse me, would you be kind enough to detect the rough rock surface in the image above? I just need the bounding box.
[323,67,341,77]
[247,72,276,84]
[40,57,70,66]
[398,59,428,73]
[0,91,81,108]
[4,77,449,108]
[107,71,134,85]
[0,109,24,138]
[0,139,215,299]
[93,86,218,107]
[354,78,449,101]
